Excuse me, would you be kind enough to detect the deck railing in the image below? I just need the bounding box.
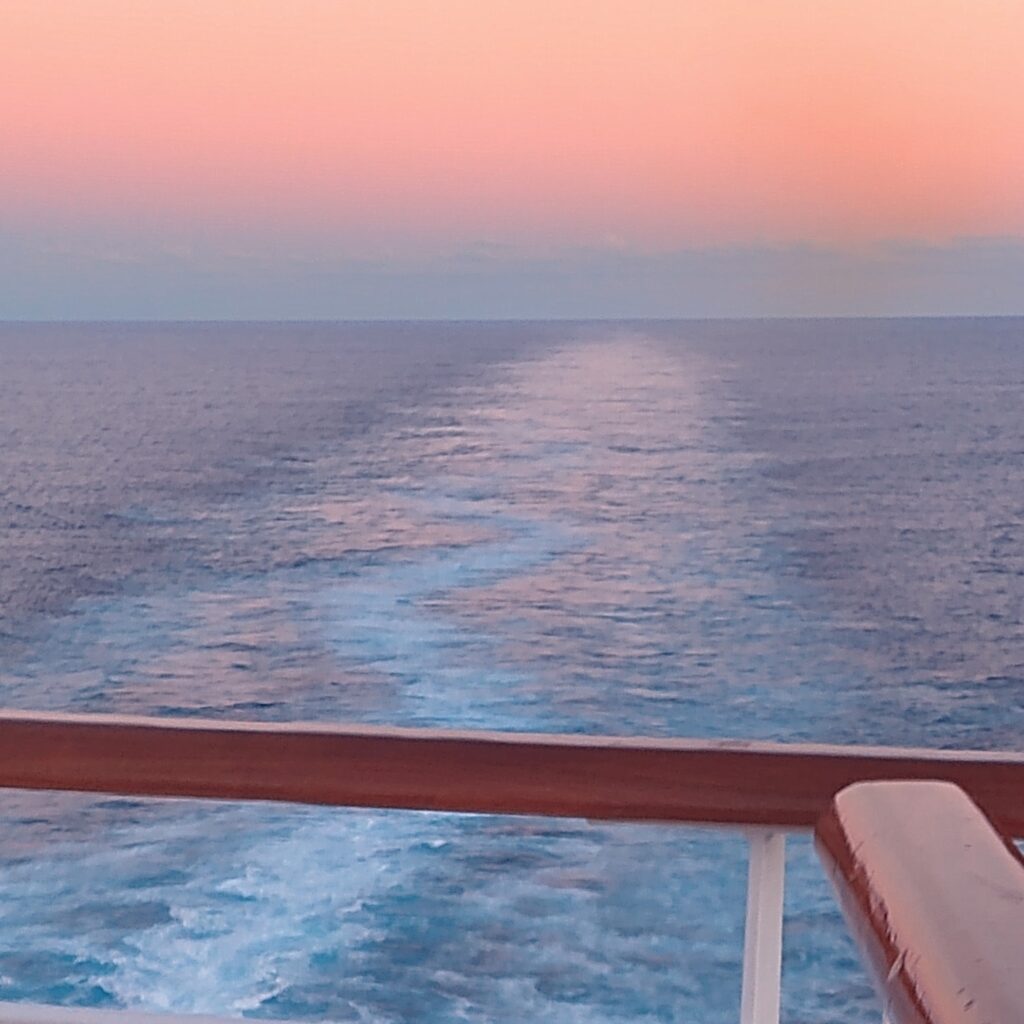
[3,710,1024,1024]
[817,780,1024,1024]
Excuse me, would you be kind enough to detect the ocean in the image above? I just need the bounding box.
[1,318,1022,1022]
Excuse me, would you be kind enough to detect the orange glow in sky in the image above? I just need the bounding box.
[3,0,1024,252]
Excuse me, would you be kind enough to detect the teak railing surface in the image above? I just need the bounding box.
[816,781,1024,1024]
[3,710,1024,833]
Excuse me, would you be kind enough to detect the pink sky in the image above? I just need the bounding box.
[3,1,1023,317]
[5,0,1024,247]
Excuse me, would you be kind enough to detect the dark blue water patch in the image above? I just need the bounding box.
[0,952,117,1007]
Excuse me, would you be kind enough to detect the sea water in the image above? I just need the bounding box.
[1,318,1022,1022]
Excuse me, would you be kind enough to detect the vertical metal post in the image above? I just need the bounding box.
[740,830,786,1024]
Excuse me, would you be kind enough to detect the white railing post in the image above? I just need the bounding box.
[740,830,786,1024]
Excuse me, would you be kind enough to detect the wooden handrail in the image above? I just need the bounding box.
[815,781,1024,1024]
[4,710,1024,831]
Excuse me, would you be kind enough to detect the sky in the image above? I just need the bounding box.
[2,0,1023,319]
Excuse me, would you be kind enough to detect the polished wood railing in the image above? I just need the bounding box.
[816,780,1024,1024]
[4,711,1024,831]
[3,710,1024,1024]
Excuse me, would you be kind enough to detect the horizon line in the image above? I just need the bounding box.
[3,312,1024,326]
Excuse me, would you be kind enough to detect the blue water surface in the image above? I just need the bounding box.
[1,319,1023,1022]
